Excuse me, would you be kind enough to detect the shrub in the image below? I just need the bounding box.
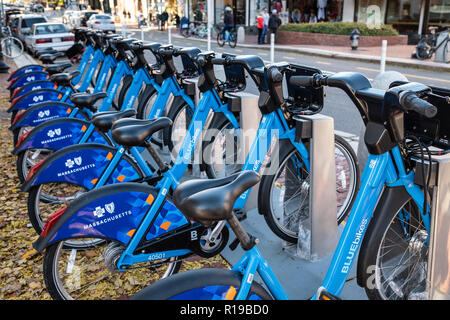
[279,22,399,36]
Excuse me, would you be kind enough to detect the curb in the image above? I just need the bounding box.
[170,33,450,73]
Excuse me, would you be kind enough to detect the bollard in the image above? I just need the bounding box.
[270,33,275,64]
[141,26,145,42]
[207,25,211,51]
[380,40,387,73]
[168,26,172,44]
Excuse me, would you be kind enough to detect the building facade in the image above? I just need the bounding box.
[80,0,449,36]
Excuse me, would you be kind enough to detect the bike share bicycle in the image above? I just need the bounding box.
[20,46,201,237]
[414,25,449,61]
[31,52,358,300]
[132,69,448,300]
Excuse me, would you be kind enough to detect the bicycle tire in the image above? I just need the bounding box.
[1,36,23,59]
[357,187,428,300]
[217,32,225,47]
[43,239,182,300]
[258,136,359,243]
[132,268,273,300]
[162,101,193,155]
[228,31,237,48]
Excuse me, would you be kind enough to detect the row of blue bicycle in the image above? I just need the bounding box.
[7,27,449,300]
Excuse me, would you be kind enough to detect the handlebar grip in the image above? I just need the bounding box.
[399,91,438,118]
[211,58,226,65]
[289,75,314,87]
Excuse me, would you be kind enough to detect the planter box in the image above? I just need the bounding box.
[277,30,408,47]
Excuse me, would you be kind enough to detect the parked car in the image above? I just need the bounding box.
[11,14,48,42]
[24,23,75,57]
[86,14,115,33]
[79,10,98,27]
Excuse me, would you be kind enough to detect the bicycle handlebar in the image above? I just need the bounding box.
[399,90,438,118]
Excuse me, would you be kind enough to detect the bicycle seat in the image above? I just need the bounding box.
[111,117,172,148]
[70,92,107,112]
[233,55,265,72]
[173,171,260,227]
[50,70,81,86]
[91,109,136,132]
[39,52,64,64]
[45,63,72,75]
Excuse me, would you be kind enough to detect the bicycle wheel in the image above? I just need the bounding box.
[358,192,429,300]
[202,113,242,179]
[162,101,193,157]
[17,148,53,184]
[1,36,23,59]
[415,38,432,60]
[132,268,273,300]
[228,31,237,48]
[43,238,182,300]
[258,136,359,243]
[217,32,225,47]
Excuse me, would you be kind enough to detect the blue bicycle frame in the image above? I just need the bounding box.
[224,144,428,300]
[116,89,235,269]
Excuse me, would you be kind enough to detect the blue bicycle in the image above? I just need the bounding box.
[32,51,239,300]
[217,27,237,48]
[132,73,446,300]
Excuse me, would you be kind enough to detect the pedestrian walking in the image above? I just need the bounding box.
[161,10,169,31]
[256,12,264,44]
[261,7,270,44]
[268,9,282,44]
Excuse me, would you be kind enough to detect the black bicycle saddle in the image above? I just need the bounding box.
[50,70,82,86]
[91,109,136,132]
[173,171,261,227]
[70,92,108,111]
[111,117,172,148]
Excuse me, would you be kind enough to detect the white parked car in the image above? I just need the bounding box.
[24,23,75,57]
[86,14,115,33]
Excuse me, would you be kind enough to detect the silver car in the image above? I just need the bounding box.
[24,23,75,57]
[86,14,116,33]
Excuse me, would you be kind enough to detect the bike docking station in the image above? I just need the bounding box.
[409,86,450,299]
[425,150,450,299]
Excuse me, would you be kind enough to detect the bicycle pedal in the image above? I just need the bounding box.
[228,237,240,251]
[317,288,341,300]
[233,209,247,221]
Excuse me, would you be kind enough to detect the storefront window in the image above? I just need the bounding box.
[287,0,343,23]
[386,0,421,23]
[215,0,246,25]
[357,0,387,24]
[429,0,450,24]
[249,0,269,26]
[189,0,207,22]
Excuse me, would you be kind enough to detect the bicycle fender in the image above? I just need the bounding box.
[33,183,166,252]
[8,71,50,90]
[8,89,65,112]
[12,118,111,155]
[10,102,87,130]
[10,80,58,101]
[8,65,45,82]
[22,143,143,191]
[356,186,412,288]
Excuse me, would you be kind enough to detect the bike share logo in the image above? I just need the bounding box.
[65,156,82,169]
[33,95,44,103]
[341,218,368,274]
[84,201,132,230]
[26,76,36,82]
[38,110,50,118]
[47,128,61,138]
[93,202,115,218]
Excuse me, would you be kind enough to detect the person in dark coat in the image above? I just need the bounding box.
[268,9,282,43]
[221,6,234,39]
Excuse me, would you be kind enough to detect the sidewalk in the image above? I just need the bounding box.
[136,24,450,73]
